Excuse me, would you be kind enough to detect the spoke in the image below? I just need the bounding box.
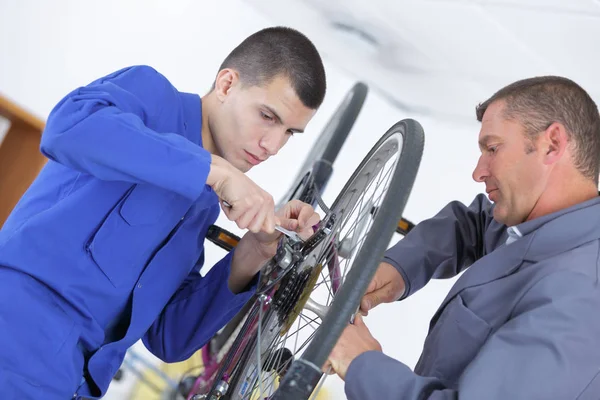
[310,368,331,400]
[311,166,394,293]
[257,296,264,397]
[336,161,395,246]
[311,278,334,296]
[226,134,404,400]
[287,313,321,338]
[251,316,321,398]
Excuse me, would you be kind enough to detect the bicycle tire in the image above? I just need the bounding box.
[187,82,368,400]
[206,82,368,347]
[278,82,368,207]
[272,118,425,399]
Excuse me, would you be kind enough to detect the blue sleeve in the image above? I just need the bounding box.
[40,65,211,200]
[142,250,258,363]
[383,194,496,299]
[345,271,600,399]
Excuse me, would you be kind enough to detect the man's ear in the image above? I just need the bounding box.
[214,68,240,102]
[542,122,568,165]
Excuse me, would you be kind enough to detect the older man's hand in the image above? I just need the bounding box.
[323,314,382,380]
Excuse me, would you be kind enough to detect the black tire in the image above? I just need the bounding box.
[272,118,425,399]
[300,81,368,172]
[209,83,368,358]
[208,83,368,348]
[278,82,368,207]
[192,83,371,400]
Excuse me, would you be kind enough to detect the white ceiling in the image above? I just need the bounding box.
[243,0,600,123]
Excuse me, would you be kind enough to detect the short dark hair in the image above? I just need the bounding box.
[476,76,600,183]
[215,26,326,109]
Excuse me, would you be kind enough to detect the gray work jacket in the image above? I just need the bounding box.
[345,194,600,399]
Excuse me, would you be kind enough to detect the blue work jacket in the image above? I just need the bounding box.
[0,66,255,398]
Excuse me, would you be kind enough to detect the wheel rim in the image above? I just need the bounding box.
[226,130,405,400]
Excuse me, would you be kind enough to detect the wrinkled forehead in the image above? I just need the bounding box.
[478,111,528,150]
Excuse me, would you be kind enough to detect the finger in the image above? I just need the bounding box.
[297,225,314,241]
[263,209,276,234]
[360,288,384,314]
[359,278,380,313]
[295,204,317,229]
[256,207,275,234]
[221,200,246,223]
[278,218,299,231]
[353,313,364,326]
[236,203,260,231]
[258,199,276,234]
[297,211,320,238]
[248,206,270,234]
[249,208,269,233]
[321,360,332,374]
[259,194,276,233]
[220,200,233,218]
[306,211,321,227]
[278,199,307,220]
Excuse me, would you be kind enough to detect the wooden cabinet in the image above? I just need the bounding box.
[0,94,46,227]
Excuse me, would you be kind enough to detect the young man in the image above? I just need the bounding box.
[327,76,600,399]
[0,27,325,399]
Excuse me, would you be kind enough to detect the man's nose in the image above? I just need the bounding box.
[259,130,285,156]
[472,156,488,183]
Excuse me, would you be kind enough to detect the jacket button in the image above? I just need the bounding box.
[137,283,142,289]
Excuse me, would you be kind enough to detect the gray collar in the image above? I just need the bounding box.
[515,194,600,237]
[521,195,600,262]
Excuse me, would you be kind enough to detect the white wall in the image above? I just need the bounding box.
[0,116,10,146]
[0,1,486,398]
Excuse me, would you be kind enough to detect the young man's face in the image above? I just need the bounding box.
[472,100,547,226]
[212,73,316,172]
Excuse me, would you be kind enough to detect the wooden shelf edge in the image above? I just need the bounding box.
[0,92,45,132]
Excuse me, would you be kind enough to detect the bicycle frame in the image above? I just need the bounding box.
[203,210,341,400]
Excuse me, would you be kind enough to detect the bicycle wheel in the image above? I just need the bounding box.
[273,118,424,399]
[277,81,368,208]
[186,82,368,400]
[223,119,424,400]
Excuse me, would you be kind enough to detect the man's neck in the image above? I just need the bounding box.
[527,174,598,221]
[200,93,217,154]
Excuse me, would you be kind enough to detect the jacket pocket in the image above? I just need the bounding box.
[119,184,176,226]
[419,294,492,388]
[87,184,181,287]
[0,368,44,396]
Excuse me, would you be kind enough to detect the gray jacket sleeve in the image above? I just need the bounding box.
[383,194,497,299]
[344,270,600,399]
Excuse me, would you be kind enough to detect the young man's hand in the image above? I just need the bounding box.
[227,199,319,293]
[207,154,279,233]
[247,199,321,258]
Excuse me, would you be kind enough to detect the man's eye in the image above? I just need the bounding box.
[286,130,295,136]
[261,112,273,121]
[488,146,497,153]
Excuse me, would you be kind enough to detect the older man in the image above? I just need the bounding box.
[328,76,600,399]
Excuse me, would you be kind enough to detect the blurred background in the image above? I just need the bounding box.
[1,0,599,398]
